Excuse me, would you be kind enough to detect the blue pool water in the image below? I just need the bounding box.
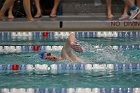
[0,32,140,90]
[0,69,140,88]
[1,38,140,64]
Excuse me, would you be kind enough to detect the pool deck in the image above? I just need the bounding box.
[0,16,140,31]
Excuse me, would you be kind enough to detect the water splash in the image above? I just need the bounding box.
[77,40,129,64]
[93,46,129,63]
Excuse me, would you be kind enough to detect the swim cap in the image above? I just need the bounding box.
[40,52,46,59]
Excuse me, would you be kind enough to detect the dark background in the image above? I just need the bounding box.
[0,0,62,17]
[0,0,138,17]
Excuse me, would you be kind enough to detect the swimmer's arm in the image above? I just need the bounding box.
[68,33,83,53]
[59,45,67,61]
[54,55,65,61]
[58,52,66,61]
[51,57,63,62]
[58,57,65,61]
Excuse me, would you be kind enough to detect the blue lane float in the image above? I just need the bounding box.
[0,88,140,93]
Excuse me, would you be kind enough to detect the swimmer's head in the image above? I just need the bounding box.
[40,52,47,59]
[40,52,58,61]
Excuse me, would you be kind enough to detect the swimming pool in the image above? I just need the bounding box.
[0,32,140,93]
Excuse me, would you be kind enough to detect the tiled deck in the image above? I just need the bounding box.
[0,16,140,31]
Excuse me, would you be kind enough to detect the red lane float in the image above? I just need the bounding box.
[12,64,19,70]
[42,32,48,37]
[33,45,39,51]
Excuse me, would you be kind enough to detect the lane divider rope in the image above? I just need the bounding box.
[0,88,140,93]
[0,32,140,41]
[0,64,140,72]
[0,45,140,54]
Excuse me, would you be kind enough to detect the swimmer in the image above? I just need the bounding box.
[40,33,83,62]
